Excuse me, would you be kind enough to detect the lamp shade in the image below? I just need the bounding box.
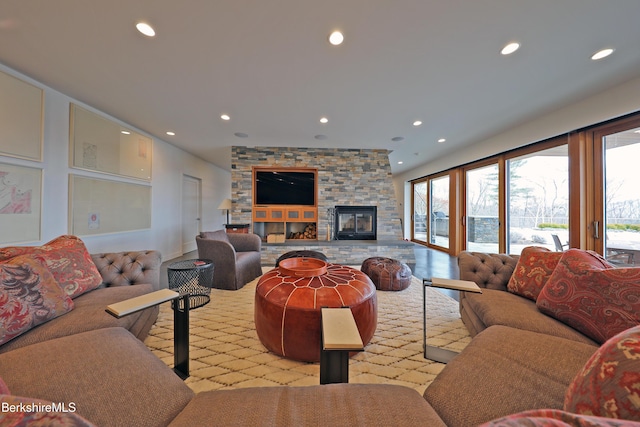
[218,198,232,210]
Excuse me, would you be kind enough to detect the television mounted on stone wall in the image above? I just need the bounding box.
[254,169,316,206]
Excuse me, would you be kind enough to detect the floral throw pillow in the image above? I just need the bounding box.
[0,394,96,426]
[536,249,639,344]
[0,255,74,346]
[507,246,563,301]
[480,408,640,426]
[0,235,102,298]
[564,325,640,421]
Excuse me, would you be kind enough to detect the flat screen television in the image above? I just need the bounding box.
[254,170,316,205]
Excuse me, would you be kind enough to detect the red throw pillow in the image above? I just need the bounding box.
[0,255,74,346]
[507,246,563,301]
[0,377,9,395]
[564,325,640,421]
[536,249,638,344]
[480,408,640,426]
[0,235,102,298]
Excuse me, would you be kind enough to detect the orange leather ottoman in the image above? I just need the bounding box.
[254,258,377,362]
[361,257,412,291]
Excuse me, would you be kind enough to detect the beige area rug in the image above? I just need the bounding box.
[144,267,471,395]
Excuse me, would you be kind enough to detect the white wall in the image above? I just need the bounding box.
[393,75,640,237]
[0,63,231,261]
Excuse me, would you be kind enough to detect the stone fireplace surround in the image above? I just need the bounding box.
[231,146,415,265]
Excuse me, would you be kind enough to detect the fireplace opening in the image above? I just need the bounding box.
[334,206,377,240]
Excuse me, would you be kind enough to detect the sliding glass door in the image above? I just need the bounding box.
[597,125,640,265]
[429,175,450,249]
[465,163,499,253]
[412,180,428,243]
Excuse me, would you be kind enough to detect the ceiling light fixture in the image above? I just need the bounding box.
[234,132,249,138]
[320,117,329,124]
[314,134,328,140]
[591,48,614,60]
[136,22,156,37]
[221,114,230,121]
[397,161,403,165]
[166,131,175,136]
[328,30,344,46]
[391,136,404,142]
[438,138,446,143]
[501,42,520,55]
[121,130,131,135]
[413,120,422,127]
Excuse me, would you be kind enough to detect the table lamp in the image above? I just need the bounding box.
[218,198,232,225]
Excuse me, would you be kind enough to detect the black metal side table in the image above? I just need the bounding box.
[167,259,214,310]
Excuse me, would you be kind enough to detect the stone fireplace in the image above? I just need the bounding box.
[231,146,415,265]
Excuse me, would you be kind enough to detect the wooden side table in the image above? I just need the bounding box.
[106,289,191,379]
[320,307,364,384]
[422,277,482,364]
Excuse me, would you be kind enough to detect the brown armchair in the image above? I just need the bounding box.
[196,230,262,290]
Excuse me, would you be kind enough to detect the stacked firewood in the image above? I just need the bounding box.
[288,223,317,239]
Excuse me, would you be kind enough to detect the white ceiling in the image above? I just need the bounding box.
[1,1,640,175]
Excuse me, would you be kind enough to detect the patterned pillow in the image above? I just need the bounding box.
[507,246,563,301]
[0,235,102,298]
[535,249,637,344]
[564,325,640,421]
[0,394,96,426]
[479,408,640,426]
[0,255,74,346]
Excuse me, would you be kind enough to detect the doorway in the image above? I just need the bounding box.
[182,175,201,254]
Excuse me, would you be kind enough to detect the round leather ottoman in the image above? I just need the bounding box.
[275,250,328,267]
[255,258,377,362]
[361,257,412,291]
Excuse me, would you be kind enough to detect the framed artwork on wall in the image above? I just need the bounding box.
[0,162,42,244]
[69,104,152,181]
[0,70,44,161]
[69,174,151,236]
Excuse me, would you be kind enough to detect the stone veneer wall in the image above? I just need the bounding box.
[231,146,404,240]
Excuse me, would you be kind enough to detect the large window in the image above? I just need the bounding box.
[465,164,499,253]
[506,145,569,254]
[412,181,427,243]
[430,175,450,249]
[598,125,640,265]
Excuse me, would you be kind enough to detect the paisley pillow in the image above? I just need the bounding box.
[564,324,640,421]
[507,246,563,301]
[0,235,102,298]
[0,255,74,346]
[535,249,638,344]
[480,408,640,426]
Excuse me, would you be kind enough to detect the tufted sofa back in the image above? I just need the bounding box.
[91,251,161,291]
[457,251,519,291]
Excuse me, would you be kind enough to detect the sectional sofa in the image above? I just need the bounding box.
[1,238,639,426]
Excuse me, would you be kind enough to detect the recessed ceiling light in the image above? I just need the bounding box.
[413,120,422,127]
[320,117,329,124]
[234,132,249,138]
[397,161,403,165]
[501,42,520,55]
[166,131,175,136]
[221,114,230,121]
[391,136,404,142]
[591,48,614,60]
[121,130,131,135]
[328,31,344,46]
[314,134,328,140]
[136,22,156,37]
[438,138,446,143]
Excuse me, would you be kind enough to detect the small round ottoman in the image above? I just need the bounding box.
[255,258,377,362]
[275,250,328,267]
[361,257,412,291]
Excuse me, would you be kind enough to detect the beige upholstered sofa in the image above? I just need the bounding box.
[195,230,262,290]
